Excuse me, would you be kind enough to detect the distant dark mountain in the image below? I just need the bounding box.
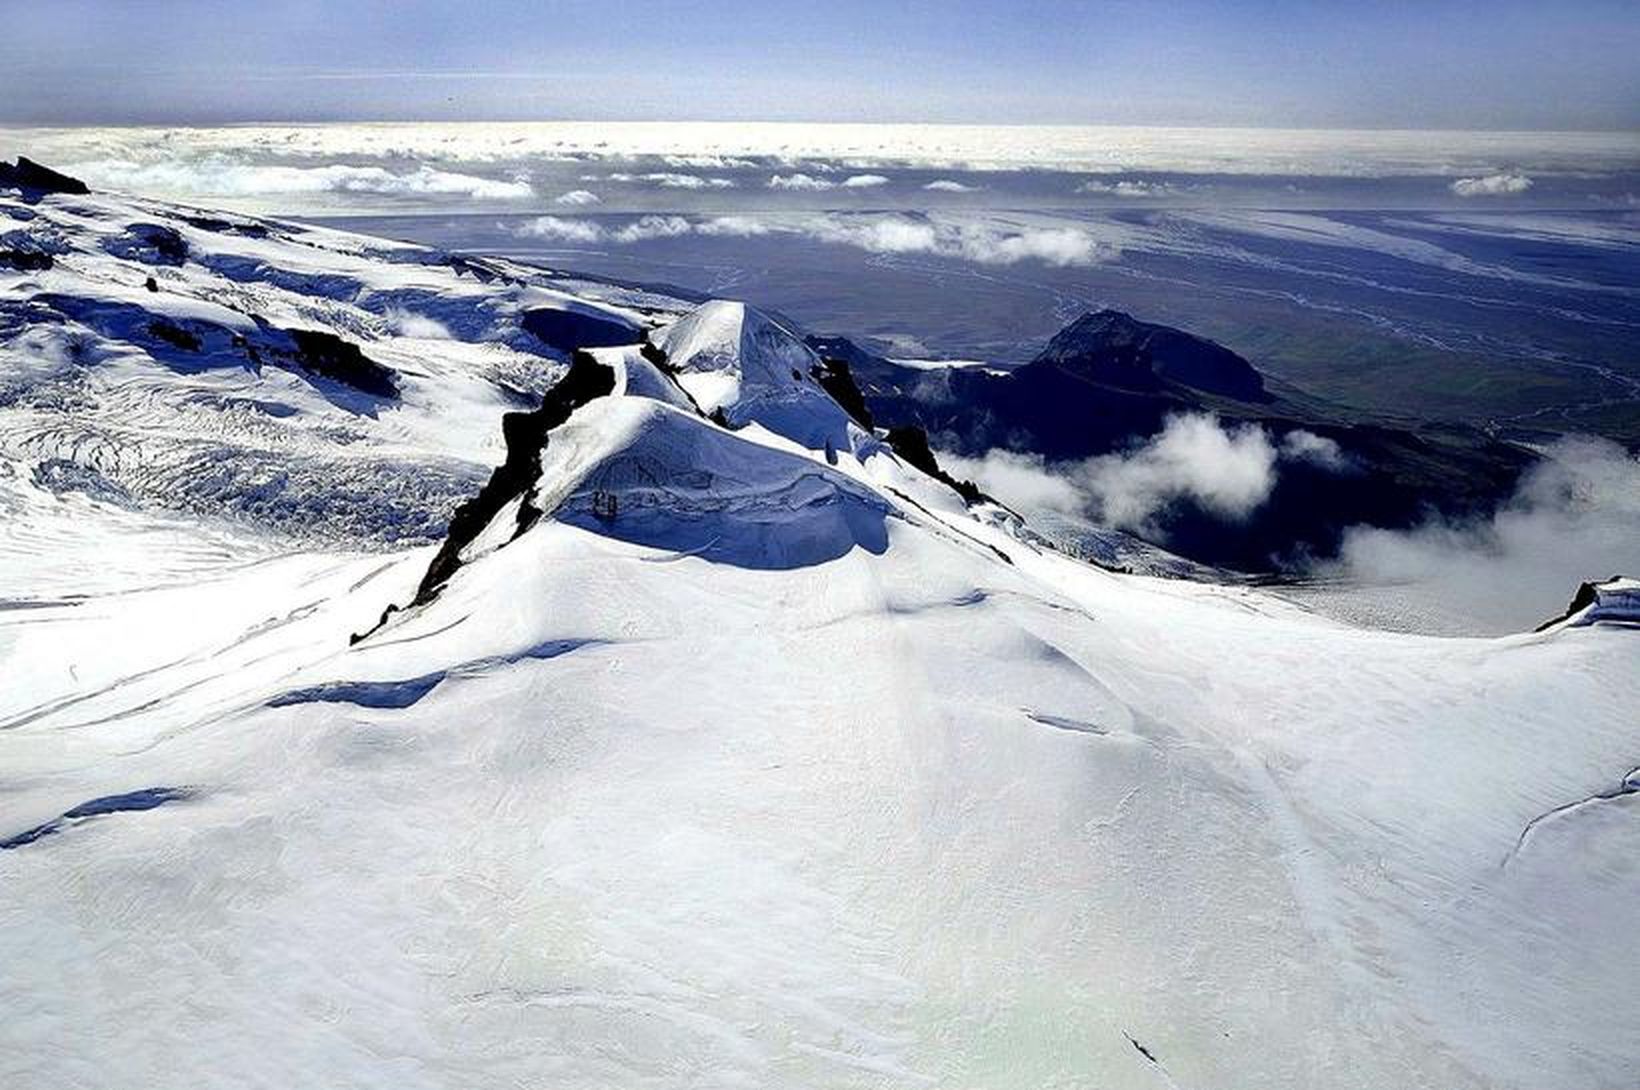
[1030,310,1268,401]
[810,311,1534,572]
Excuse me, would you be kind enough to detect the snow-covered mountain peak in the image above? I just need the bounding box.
[651,299,859,452]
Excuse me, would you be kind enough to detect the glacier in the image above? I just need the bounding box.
[1,170,1637,1090]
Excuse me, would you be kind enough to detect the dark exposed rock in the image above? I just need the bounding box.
[639,341,671,370]
[522,307,641,354]
[182,214,269,239]
[143,225,188,264]
[810,358,875,429]
[1534,576,1638,631]
[0,157,90,196]
[438,254,519,283]
[885,425,990,506]
[107,223,189,266]
[148,318,202,353]
[0,247,52,271]
[287,328,399,399]
[1123,1033,1160,1066]
[409,351,618,607]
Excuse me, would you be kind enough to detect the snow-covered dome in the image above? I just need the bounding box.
[651,300,856,453]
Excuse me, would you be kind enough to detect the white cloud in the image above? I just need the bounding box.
[24,128,1633,207]
[840,174,891,188]
[1080,414,1279,531]
[938,449,1084,514]
[604,171,734,189]
[554,189,601,205]
[799,216,1107,266]
[612,215,692,242]
[808,217,940,253]
[1280,429,1347,469]
[514,215,603,243]
[768,173,835,191]
[695,216,774,237]
[1077,179,1178,198]
[508,212,1114,267]
[662,154,758,170]
[944,416,1357,534]
[953,225,1102,266]
[385,309,454,339]
[1450,172,1533,197]
[1327,437,1640,632]
[923,179,980,192]
[64,158,535,199]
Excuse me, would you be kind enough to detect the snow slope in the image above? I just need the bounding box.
[2,180,1637,1090]
[653,299,861,454]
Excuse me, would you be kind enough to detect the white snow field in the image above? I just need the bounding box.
[2,181,1637,1090]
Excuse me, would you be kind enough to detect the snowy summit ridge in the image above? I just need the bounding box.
[1,164,1637,1090]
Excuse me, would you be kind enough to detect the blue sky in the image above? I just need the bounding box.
[3,0,1637,128]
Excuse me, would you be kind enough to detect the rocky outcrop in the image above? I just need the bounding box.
[107,223,189,266]
[148,318,202,353]
[0,157,89,196]
[408,351,618,608]
[182,214,269,239]
[287,328,399,399]
[884,425,989,506]
[1535,576,1640,631]
[0,246,52,271]
[810,357,874,429]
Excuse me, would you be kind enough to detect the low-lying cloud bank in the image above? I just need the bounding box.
[942,413,1343,534]
[24,124,1629,181]
[1450,172,1533,197]
[767,172,892,191]
[64,158,534,200]
[511,213,1115,267]
[1326,436,1640,626]
[1077,179,1183,198]
[946,423,1639,631]
[600,171,735,189]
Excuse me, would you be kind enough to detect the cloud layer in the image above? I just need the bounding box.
[1327,436,1640,630]
[64,158,534,200]
[942,414,1343,534]
[509,213,1115,267]
[602,171,735,189]
[1077,179,1182,198]
[1450,172,1533,197]
[19,124,1634,182]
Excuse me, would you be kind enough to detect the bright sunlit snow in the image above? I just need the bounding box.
[2,178,1636,1090]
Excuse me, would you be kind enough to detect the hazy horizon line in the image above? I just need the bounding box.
[5,119,1639,137]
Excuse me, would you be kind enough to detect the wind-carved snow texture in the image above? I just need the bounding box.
[0,788,194,850]
[1501,766,1640,869]
[1,176,1637,1090]
[269,638,609,708]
